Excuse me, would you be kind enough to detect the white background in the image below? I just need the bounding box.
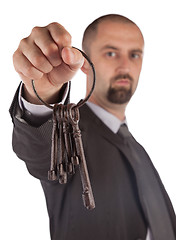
[1,0,176,239]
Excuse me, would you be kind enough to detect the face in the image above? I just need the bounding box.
[86,20,144,109]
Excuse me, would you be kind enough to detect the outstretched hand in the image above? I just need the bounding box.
[13,22,84,104]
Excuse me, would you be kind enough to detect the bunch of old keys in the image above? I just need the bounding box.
[31,47,96,210]
[48,103,95,210]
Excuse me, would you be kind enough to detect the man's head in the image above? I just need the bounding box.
[81,14,144,116]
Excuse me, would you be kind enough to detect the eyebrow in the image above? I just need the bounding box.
[100,45,120,51]
[132,49,144,54]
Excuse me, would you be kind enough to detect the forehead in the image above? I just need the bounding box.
[91,20,144,51]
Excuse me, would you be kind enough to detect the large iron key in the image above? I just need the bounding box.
[62,105,76,175]
[67,104,95,210]
[57,105,67,184]
[48,104,59,181]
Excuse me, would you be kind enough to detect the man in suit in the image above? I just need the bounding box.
[10,14,176,240]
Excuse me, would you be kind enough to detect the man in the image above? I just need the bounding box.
[10,14,176,240]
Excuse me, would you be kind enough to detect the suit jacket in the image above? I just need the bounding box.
[9,86,176,240]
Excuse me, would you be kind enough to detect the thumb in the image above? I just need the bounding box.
[61,47,84,71]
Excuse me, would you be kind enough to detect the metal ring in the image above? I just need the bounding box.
[31,47,96,109]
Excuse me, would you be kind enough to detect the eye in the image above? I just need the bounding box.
[131,53,139,58]
[106,52,117,57]
[131,52,142,59]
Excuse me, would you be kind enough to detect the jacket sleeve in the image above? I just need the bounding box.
[9,83,70,181]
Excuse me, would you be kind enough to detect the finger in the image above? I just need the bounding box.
[48,47,84,86]
[31,26,62,67]
[61,47,84,71]
[20,38,53,74]
[47,22,72,48]
[13,50,44,80]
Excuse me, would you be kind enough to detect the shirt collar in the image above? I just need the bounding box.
[86,101,127,134]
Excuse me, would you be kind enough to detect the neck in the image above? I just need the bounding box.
[88,97,127,121]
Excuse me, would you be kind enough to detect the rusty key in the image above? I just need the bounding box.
[62,105,76,175]
[48,104,59,181]
[67,103,95,210]
[57,105,68,184]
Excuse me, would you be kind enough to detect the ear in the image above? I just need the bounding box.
[81,58,90,75]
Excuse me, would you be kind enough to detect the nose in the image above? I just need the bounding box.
[116,55,130,74]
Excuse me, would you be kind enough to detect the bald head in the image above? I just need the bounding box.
[82,14,144,56]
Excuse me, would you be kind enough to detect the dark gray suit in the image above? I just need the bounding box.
[10,86,176,240]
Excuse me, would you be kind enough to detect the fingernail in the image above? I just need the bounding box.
[66,47,75,62]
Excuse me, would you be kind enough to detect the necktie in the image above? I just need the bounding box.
[118,124,175,240]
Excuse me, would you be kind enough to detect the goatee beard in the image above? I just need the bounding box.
[107,86,132,104]
[107,74,133,104]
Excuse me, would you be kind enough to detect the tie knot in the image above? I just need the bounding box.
[118,124,131,138]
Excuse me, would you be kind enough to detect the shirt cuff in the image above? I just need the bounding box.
[19,82,70,117]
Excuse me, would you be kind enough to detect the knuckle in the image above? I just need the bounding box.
[54,32,71,46]
[12,50,18,63]
[43,43,58,57]
[19,37,28,48]
[32,55,53,73]
[31,26,42,36]
[32,55,46,69]
[48,22,60,27]
[48,22,71,45]
[13,50,21,69]
[23,65,34,77]
[60,32,72,44]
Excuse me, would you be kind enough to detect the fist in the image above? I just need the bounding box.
[13,22,84,104]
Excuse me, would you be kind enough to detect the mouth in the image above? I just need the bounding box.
[114,79,131,87]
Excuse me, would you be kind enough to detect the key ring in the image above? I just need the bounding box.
[31,47,96,109]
